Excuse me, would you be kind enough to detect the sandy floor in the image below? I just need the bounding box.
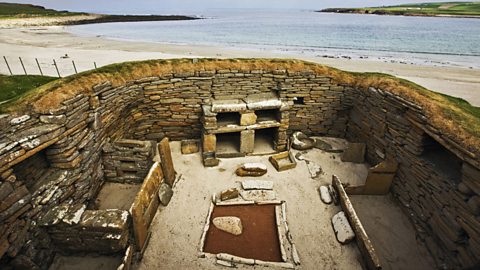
[136,141,434,270]
[94,182,141,210]
[49,254,122,270]
[0,26,479,106]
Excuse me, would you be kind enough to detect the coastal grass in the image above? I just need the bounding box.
[1,58,478,152]
[0,3,85,19]
[0,74,57,103]
[321,2,480,17]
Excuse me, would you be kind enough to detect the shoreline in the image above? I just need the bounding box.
[0,14,198,28]
[0,25,478,106]
[317,9,480,19]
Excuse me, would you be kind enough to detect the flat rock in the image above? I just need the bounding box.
[291,131,315,150]
[220,188,239,201]
[242,180,274,190]
[319,186,332,204]
[158,183,173,206]
[341,143,366,163]
[240,190,276,201]
[332,211,355,244]
[236,163,267,177]
[213,216,243,235]
[314,138,333,151]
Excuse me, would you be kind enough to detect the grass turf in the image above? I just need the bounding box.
[0,2,84,18]
[0,74,57,103]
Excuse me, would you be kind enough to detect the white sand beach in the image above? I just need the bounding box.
[0,25,479,106]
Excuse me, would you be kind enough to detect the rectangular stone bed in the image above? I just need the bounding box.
[203,204,282,262]
[94,182,141,210]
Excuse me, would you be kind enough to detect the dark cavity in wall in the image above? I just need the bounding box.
[254,128,277,154]
[420,133,462,184]
[217,112,240,126]
[256,109,280,123]
[216,132,241,154]
[13,149,51,193]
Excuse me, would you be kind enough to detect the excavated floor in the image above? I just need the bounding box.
[136,140,435,270]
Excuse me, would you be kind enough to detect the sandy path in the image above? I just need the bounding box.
[0,26,478,106]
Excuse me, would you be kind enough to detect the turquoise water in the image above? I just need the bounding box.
[69,9,480,68]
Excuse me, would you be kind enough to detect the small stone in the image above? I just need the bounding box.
[306,160,322,178]
[332,211,355,244]
[341,143,366,163]
[213,216,243,235]
[235,163,267,177]
[181,139,199,154]
[220,188,239,201]
[319,186,332,204]
[242,180,273,190]
[240,190,276,201]
[291,131,315,150]
[158,183,173,206]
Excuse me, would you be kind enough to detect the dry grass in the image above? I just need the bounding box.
[1,58,478,153]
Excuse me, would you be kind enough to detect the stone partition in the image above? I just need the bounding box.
[0,59,478,269]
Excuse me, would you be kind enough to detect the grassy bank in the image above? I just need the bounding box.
[0,58,478,152]
[0,2,84,19]
[319,2,480,17]
[0,74,57,103]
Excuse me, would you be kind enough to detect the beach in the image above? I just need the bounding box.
[0,25,479,106]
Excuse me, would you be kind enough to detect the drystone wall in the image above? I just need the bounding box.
[346,87,480,269]
[0,67,351,268]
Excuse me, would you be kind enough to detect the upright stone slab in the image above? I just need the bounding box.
[158,138,176,187]
[240,130,255,154]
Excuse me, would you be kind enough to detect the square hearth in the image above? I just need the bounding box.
[203,204,282,262]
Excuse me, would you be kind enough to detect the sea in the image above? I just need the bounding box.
[68,9,480,69]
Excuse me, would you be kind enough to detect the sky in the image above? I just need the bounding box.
[2,0,462,14]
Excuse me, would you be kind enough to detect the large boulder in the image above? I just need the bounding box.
[213,216,243,235]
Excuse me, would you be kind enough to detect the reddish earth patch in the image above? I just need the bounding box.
[203,204,282,262]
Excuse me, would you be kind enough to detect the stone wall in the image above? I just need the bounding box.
[39,203,129,254]
[0,61,478,269]
[346,87,480,269]
[102,139,155,184]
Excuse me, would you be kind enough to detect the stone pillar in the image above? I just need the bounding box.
[240,130,255,154]
[240,112,257,126]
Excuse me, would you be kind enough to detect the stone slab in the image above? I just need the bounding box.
[158,138,176,186]
[319,186,332,204]
[332,211,355,244]
[241,180,274,190]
